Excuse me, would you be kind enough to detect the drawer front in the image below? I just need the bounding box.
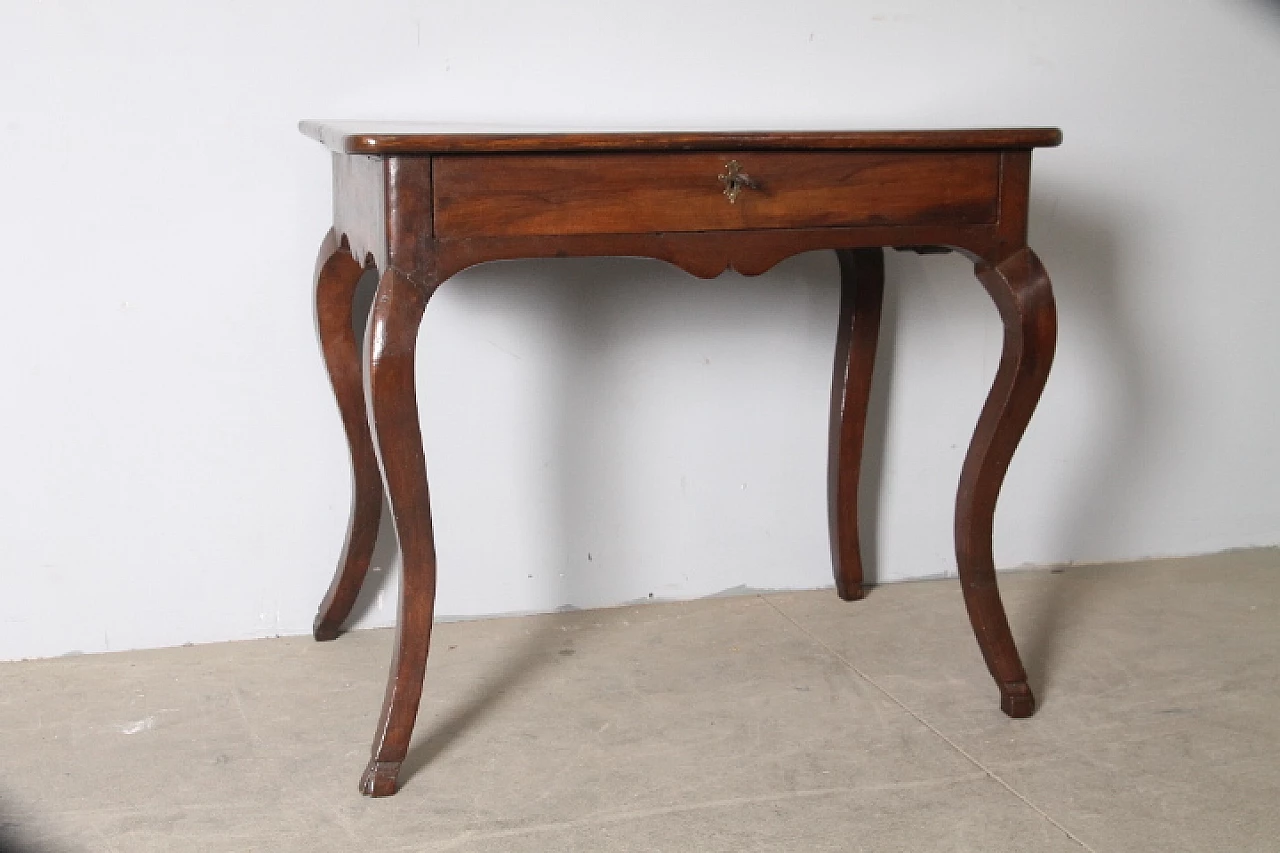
[432,151,1000,238]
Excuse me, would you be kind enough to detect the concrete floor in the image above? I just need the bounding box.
[1,549,1277,852]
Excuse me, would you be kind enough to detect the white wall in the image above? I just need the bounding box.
[3,0,1279,660]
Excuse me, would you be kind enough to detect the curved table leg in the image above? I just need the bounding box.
[829,248,885,601]
[956,247,1057,718]
[313,229,385,642]
[360,268,437,797]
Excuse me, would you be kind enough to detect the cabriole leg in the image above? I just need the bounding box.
[829,248,885,601]
[360,268,437,797]
[313,229,384,641]
[956,247,1057,718]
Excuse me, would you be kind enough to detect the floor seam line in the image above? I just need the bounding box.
[426,775,983,850]
[760,595,1098,853]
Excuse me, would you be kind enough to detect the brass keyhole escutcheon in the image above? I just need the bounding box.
[718,160,759,204]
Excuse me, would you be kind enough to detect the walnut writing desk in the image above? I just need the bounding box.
[300,122,1062,797]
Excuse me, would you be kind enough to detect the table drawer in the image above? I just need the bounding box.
[432,151,1000,238]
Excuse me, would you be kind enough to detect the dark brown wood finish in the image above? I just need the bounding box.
[360,266,438,797]
[302,123,1062,796]
[311,229,383,641]
[829,249,885,601]
[957,247,1057,718]
[433,152,999,237]
[432,225,1001,281]
[300,122,1063,154]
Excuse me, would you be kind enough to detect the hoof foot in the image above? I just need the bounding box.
[313,614,342,642]
[1000,682,1036,719]
[835,583,865,602]
[360,760,401,797]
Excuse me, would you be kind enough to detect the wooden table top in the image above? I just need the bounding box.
[299,122,1063,155]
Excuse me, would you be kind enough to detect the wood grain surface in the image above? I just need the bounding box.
[300,122,1063,154]
[433,152,1000,238]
